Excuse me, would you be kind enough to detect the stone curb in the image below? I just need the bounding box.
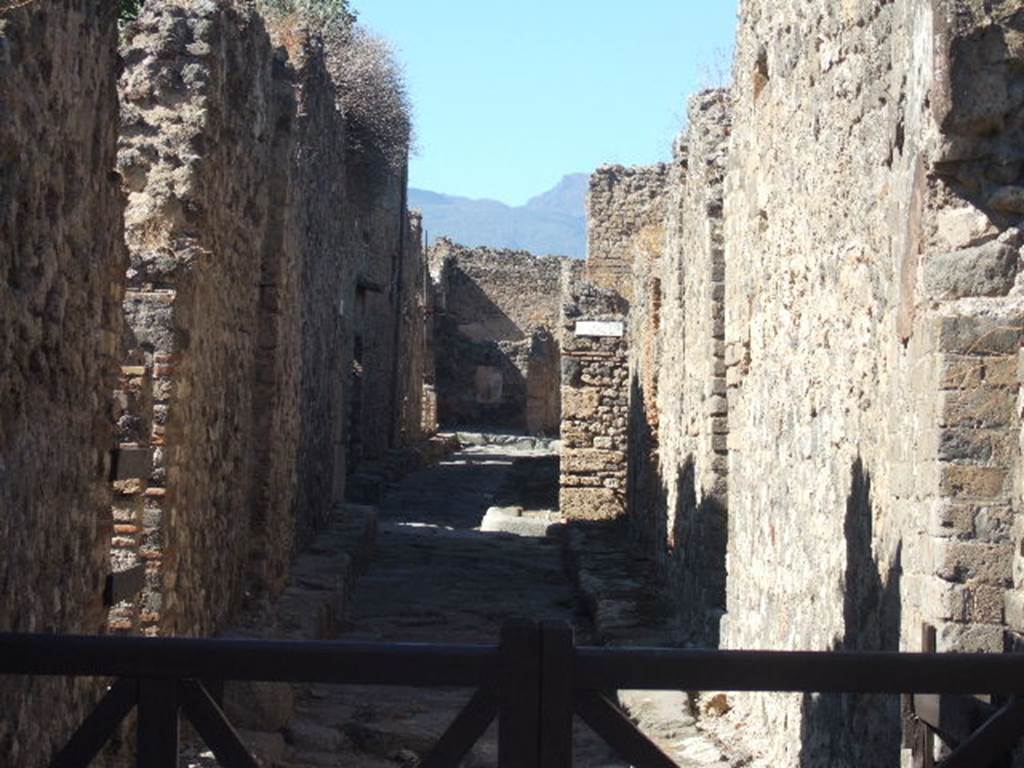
[213,504,379,765]
[562,520,748,767]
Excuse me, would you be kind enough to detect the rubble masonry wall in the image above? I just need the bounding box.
[612,1,1024,764]
[587,164,671,302]
[114,0,424,637]
[0,1,125,764]
[430,239,568,434]
[560,277,631,520]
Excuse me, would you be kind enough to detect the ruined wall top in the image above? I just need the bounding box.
[429,237,572,341]
[586,163,671,302]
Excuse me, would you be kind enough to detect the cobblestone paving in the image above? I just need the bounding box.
[282,446,623,768]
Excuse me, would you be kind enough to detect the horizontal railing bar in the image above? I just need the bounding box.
[575,648,1024,695]
[9,634,1024,696]
[0,634,497,687]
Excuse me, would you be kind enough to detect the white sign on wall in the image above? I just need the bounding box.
[575,320,624,338]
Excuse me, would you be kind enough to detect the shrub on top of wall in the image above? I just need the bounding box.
[123,0,412,174]
[324,24,413,171]
[256,0,354,36]
[254,0,411,172]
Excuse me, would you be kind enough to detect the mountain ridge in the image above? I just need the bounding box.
[410,173,588,258]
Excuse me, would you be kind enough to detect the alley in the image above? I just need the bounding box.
[282,444,623,767]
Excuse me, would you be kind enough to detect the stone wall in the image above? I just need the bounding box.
[272,38,350,592]
[113,0,425,638]
[608,1,1024,765]
[397,212,429,446]
[559,276,631,520]
[586,164,671,302]
[722,1,1024,763]
[430,239,568,434]
[628,92,733,645]
[345,158,411,466]
[117,1,292,636]
[0,1,125,764]
[0,0,427,760]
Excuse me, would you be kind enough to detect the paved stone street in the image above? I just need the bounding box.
[175,442,738,768]
[281,444,623,767]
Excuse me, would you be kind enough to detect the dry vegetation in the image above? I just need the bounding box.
[258,0,413,170]
[323,25,413,170]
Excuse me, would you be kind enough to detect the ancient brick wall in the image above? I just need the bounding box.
[586,164,670,302]
[717,1,1024,764]
[634,92,733,645]
[0,1,125,763]
[559,277,631,520]
[117,0,289,635]
[114,0,426,637]
[430,239,568,434]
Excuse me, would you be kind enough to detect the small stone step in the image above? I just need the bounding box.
[480,505,562,537]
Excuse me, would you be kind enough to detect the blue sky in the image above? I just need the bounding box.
[354,1,740,206]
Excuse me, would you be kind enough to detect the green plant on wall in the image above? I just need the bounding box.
[119,0,143,23]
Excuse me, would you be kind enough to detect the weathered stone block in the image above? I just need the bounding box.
[937,622,1005,653]
[563,388,601,419]
[561,449,627,474]
[940,354,1017,389]
[922,579,969,622]
[561,487,625,521]
[974,504,1015,543]
[1005,590,1024,632]
[969,585,1006,624]
[933,206,1000,250]
[922,243,1018,299]
[933,540,1013,586]
[937,428,1016,463]
[939,388,1016,429]
[938,315,1021,357]
[938,463,1009,500]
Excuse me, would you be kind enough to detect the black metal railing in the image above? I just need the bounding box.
[2,621,1023,767]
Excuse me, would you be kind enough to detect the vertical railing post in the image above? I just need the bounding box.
[540,622,574,768]
[920,624,937,768]
[499,621,541,768]
[137,678,179,768]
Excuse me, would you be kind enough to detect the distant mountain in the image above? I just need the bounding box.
[409,173,588,258]
[524,174,589,218]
